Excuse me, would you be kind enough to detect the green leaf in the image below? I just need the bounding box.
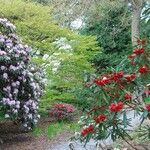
[143,110,148,118]
[123,112,127,128]
[140,110,148,126]
[144,97,150,104]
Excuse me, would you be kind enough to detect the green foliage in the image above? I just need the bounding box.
[0,0,99,111]
[33,121,80,138]
[82,4,131,51]
[141,3,150,40]
[92,51,131,73]
[80,1,132,72]
[47,122,64,138]
[74,42,150,145]
[0,0,63,55]
[0,0,98,56]
[29,0,50,5]
[0,107,6,121]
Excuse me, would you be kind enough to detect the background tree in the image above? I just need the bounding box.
[80,0,132,72]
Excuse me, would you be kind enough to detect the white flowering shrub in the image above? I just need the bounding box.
[0,18,44,129]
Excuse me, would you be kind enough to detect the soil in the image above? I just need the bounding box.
[0,118,54,150]
[0,118,73,150]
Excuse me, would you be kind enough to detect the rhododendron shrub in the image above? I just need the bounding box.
[49,103,75,120]
[0,18,44,129]
[75,39,150,144]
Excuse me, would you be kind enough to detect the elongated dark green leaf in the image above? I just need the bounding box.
[123,112,127,128]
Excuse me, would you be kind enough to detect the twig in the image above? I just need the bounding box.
[96,142,105,150]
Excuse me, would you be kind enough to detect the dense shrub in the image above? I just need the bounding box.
[49,103,75,121]
[0,18,44,129]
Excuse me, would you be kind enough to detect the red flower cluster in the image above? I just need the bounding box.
[94,77,110,86]
[52,103,74,113]
[124,93,132,100]
[49,103,75,120]
[81,125,94,136]
[94,114,107,123]
[128,43,145,66]
[133,48,145,55]
[138,66,149,74]
[94,71,124,86]
[109,102,123,112]
[146,104,150,112]
[112,71,124,81]
[125,73,136,82]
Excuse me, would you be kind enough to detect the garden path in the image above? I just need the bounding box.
[47,110,142,150]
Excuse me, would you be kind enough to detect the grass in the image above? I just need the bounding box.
[32,121,80,139]
[0,108,7,122]
[34,91,82,139]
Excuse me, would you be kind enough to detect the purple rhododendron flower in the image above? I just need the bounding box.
[0,18,45,129]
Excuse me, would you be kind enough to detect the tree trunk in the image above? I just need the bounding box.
[131,0,143,47]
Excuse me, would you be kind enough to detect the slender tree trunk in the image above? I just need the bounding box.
[131,0,145,111]
[131,0,143,47]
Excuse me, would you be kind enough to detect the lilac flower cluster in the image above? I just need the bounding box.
[0,18,44,129]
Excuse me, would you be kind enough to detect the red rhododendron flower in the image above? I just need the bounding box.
[133,48,144,54]
[112,71,124,81]
[94,114,107,123]
[124,93,132,100]
[109,102,123,112]
[117,102,124,110]
[138,66,149,74]
[125,73,136,82]
[94,77,110,86]
[146,104,150,112]
[109,103,117,112]
[81,125,94,136]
